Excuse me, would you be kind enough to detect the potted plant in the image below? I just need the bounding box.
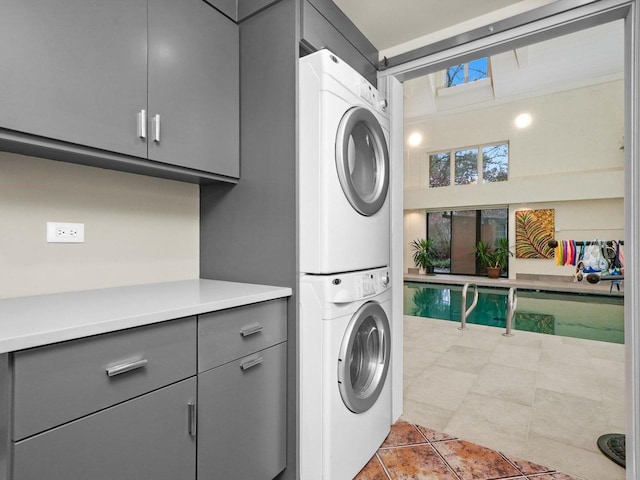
[410,238,437,275]
[475,238,514,278]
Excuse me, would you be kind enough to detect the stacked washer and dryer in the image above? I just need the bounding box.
[299,50,392,479]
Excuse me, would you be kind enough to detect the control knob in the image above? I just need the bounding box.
[381,273,390,287]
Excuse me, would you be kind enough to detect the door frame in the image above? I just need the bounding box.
[378,0,639,477]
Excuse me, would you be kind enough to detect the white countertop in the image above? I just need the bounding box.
[0,279,292,354]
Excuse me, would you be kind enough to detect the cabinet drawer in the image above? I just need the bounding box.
[12,317,197,440]
[198,299,286,372]
[13,377,196,480]
[198,342,287,480]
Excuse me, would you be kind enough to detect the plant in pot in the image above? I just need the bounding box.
[410,238,437,275]
[475,238,514,279]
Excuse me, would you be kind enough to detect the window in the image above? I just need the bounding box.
[428,142,509,188]
[454,148,479,185]
[446,57,489,87]
[482,144,509,182]
[426,208,509,275]
[429,152,450,187]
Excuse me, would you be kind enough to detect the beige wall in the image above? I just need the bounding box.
[403,80,624,278]
[0,152,200,298]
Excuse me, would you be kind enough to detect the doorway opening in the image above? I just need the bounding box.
[381,3,636,479]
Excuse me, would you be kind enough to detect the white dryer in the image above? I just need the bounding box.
[299,50,390,274]
[300,267,392,479]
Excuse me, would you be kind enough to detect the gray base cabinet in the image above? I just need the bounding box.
[2,300,287,480]
[198,343,287,480]
[13,378,197,480]
[197,299,288,480]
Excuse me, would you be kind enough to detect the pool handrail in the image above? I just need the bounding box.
[503,287,518,337]
[459,283,479,331]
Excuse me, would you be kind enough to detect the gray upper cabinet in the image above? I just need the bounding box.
[148,0,239,178]
[0,0,239,181]
[204,0,237,20]
[0,0,148,158]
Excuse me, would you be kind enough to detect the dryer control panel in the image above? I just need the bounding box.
[357,80,387,113]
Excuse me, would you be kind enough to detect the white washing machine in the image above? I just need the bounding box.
[299,49,390,274]
[300,267,392,479]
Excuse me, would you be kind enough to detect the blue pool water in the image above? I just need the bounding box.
[404,282,624,344]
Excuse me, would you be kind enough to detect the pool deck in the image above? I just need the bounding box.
[404,273,624,297]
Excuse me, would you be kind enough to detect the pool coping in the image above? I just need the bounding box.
[404,273,624,297]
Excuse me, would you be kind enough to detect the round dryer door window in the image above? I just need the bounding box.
[338,301,391,413]
[335,107,389,216]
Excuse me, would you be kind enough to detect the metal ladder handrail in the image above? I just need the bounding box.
[503,287,518,337]
[459,283,478,331]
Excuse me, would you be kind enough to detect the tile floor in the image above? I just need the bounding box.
[356,421,584,479]
[398,315,626,480]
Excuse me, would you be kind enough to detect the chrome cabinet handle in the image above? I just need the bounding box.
[240,357,263,371]
[106,358,148,377]
[187,402,197,437]
[152,114,160,143]
[137,109,147,139]
[240,324,263,337]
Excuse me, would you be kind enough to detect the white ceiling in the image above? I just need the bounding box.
[404,20,625,120]
[332,0,554,53]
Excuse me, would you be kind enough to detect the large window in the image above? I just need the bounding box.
[426,208,508,276]
[428,142,509,188]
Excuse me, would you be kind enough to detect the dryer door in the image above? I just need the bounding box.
[338,301,391,413]
[335,107,389,216]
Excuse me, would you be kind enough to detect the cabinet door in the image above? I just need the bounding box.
[13,377,197,480]
[0,0,148,158]
[148,0,239,178]
[198,343,287,480]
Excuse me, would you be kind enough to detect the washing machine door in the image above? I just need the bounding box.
[335,107,389,216]
[337,301,391,413]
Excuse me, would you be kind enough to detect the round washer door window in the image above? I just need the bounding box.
[337,301,391,413]
[335,107,389,216]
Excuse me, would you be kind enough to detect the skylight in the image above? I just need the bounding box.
[446,57,489,87]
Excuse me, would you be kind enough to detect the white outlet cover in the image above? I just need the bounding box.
[47,222,85,243]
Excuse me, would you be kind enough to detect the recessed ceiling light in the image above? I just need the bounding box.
[408,132,423,147]
[515,113,533,129]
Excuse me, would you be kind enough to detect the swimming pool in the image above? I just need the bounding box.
[404,282,624,344]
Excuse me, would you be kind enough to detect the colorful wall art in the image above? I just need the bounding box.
[515,209,555,259]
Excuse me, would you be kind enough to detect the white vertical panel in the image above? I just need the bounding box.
[384,75,405,422]
[625,2,639,478]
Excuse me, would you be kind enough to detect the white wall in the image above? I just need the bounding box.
[0,152,200,298]
[403,210,427,271]
[403,80,624,278]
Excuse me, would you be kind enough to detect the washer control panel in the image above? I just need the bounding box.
[327,267,390,304]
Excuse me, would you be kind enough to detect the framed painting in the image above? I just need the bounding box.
[515,209,555,259]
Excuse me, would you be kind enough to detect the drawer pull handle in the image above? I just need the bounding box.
[240,357,263,371]
[187,402,197,437]
[240,324,263,337]
[106,358,148,377]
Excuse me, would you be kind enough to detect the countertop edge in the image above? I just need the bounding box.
[0,280,292,354]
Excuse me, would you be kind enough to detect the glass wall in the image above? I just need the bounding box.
[427,208,508,275]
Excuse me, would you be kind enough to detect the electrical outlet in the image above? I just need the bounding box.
[47,222,85,243]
